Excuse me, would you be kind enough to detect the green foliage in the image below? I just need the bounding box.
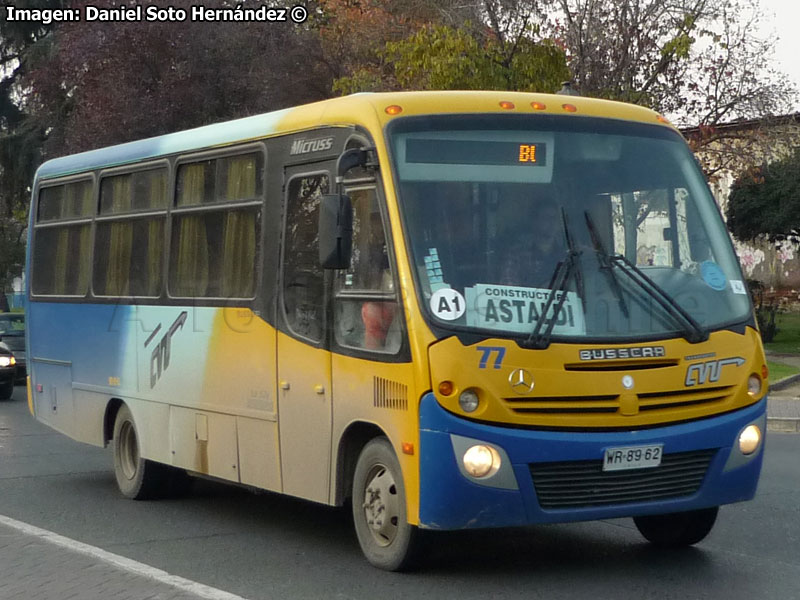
[335,24,569,94]
[764,312,800,355]
[332,68,385,96]
[747,278,779,343]
[766,360,800,382]
[727,148,800,242]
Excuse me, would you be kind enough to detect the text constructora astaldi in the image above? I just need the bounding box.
[3,4,309,25]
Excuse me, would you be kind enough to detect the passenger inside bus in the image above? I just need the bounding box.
[360,210,397,350]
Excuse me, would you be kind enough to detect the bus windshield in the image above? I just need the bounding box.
[389,114,751,342]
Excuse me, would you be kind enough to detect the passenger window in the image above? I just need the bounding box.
[95,167,169,297]
[170,153,262,299]
[282,174,329,342]
[38,180,94,222]
[334,187,400,353]
[32,180,93,296]
[32,224,91,296]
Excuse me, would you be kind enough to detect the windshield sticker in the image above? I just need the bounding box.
[430,288,466,321]
[464,283,586,335]
[700,261,727,291]
[730,280,747,295]
[423,247,450,292]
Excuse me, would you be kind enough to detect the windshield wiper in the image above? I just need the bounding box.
[583,212,707,344]
[585,212,629,319]
[521,210,582,350]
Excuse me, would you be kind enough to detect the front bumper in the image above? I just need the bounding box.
[419,392,766,530]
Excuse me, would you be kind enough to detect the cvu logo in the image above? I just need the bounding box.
[145,311,188,388]
[684,356,745,386]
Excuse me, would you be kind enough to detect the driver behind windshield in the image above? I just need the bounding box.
[497,194,565,289]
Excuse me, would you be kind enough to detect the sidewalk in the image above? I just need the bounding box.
[0,515,246,600]
[767,352,800,433]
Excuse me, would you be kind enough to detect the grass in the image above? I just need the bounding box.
[767,360,800,383]
[763,312,800,355]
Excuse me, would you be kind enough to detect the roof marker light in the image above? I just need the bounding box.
[561,103,578,113]
[499,101,515,110]
[657,114,671,125]
[531,101,547,110]
[385,105,403,115]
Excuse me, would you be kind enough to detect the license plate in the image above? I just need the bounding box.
[603,444,663,471]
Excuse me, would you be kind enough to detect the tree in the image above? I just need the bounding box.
[381,24,568,92]
[726,148,800,243]
[545,0,796,177]
[0,1,62,293]
[319,0,567,94]
[22,0,332,157]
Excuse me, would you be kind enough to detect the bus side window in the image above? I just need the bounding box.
[283,174,329,342]
[334,187,399,353]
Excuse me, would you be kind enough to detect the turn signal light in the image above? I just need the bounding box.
[438,380,454,396]
[385,105,403,115]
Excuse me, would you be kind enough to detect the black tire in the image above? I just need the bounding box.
[112,404,188,500]
[0,380,13,400]
[352,437,422,571]
[634,507,719,547]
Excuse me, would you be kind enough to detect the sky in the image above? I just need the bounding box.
[757,0,800,108]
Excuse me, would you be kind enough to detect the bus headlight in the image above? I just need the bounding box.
[739,425,762,455]
[462,444,501,478]
[459,389,480,413]
[747,375,762,397]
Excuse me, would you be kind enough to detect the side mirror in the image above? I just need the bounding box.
[319,194,353,270]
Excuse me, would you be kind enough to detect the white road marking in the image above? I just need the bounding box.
[0,513,249,600]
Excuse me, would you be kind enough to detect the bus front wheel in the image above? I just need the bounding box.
[112,404,182,500]
[352,437,422,571]
[634,507,719,547]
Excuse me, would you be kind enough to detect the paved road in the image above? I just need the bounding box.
[2,383,800,600]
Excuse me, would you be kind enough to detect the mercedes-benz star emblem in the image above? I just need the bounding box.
[508,368,535,394]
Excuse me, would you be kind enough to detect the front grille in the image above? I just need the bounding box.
[530,449,716,509]
[503,394,619,415]
[503,386,732,418]
[638,386,732,411]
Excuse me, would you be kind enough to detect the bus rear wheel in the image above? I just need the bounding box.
[112,404,191,500]
[634,507,719,547]
[352,437,422,571]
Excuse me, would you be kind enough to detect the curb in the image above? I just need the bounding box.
[767,417,800,433]
[769,373,800,392]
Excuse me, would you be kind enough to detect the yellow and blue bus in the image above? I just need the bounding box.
[25,91,766,570]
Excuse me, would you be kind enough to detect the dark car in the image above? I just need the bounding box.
[0,313,25,383]
[0,341,16,400]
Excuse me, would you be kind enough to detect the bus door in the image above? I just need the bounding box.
[277,166,334,503]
